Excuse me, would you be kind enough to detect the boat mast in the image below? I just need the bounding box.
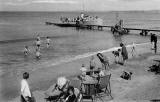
[115,12,119,24]
[82,0,85,12]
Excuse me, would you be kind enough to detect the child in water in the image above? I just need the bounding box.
[24,46,30,56]
[36,39,41,49]
[36,48,41,59]
[46,36,51,48]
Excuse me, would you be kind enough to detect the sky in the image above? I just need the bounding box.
[0,0,160,11]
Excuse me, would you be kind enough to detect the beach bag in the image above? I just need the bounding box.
[120,71,132,80]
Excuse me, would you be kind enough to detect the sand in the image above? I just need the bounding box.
[8,41,160,102]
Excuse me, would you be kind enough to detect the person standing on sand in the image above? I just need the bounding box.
[97,53,110,70]
[150,33,154,50]
[46,36,51,48]
[131,42,137,57]
[154,34,157,54]
[21,72,36,102]
[120,43,128,65]
[90,56,96,70]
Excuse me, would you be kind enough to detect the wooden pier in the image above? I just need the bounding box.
[45,22,160,34]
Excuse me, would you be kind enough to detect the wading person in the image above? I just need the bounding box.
[35,39,41,50]
[21,72,35,102]
[97,53,110,70]
[46,36,51,48]
[120,43,128,65]
[24,46,30,56]
[35,48,41,59]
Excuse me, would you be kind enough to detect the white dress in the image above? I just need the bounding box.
[21,79,31,98]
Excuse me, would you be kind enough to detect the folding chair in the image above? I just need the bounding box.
[81,83,97,102]
[97,74,113,99]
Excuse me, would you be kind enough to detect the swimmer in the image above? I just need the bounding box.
[36,34,41,41]
[46,36,51,48]
[36,39,41,49]
[23,46,30,56]
[36,49,41,59]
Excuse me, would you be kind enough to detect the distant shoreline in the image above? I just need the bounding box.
[1,10,160,13]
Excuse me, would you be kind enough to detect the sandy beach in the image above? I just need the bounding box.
[6,41,160,102]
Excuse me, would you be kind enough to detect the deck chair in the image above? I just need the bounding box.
[97,74,113,99]
[81,83,97,102]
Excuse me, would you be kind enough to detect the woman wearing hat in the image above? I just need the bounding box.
[45,77,69,101]
[120,43,128,64]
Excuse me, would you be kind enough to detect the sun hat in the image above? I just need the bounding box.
[57,77,67,88]
[80,67,87,72]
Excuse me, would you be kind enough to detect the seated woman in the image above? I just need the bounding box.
[44,77,69,101]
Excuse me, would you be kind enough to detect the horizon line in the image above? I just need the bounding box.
[1,9,160,12]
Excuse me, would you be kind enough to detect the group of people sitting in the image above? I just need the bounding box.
[23,35,51,59]
[44,53,112,102]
